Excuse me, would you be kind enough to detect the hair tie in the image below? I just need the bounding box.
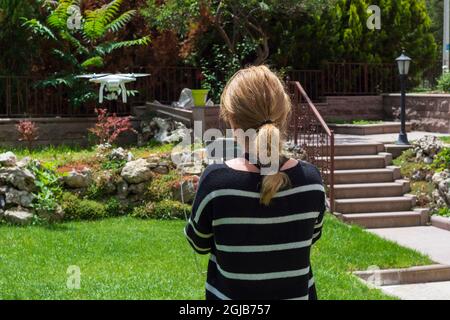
[259,119,273,127]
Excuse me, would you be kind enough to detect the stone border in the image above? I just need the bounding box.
[431,215,450,231]
[328,122,412,135]
[354,264,450,286]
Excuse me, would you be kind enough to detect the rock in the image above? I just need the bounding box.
[109,148,134,162]
[0,186,35,208]
[121,159,154,184]
[172,179,196,204]
[116,179,129,199]
[0,152,17,167]
[16,157,31,168]
[2,207,34,225]
[0,166,36,192]
[128,182,148,195]
[140,117,189,144]
[63,168,92,188]
[153,164,169,175]
[37,205,65,222]
[178,163,203,176]
[432,170,450,207]
[413,135,444,162]
[94,171,117,195]
[284,142,307,160]
[0,194,5,209]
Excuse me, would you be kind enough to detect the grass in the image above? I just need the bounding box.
[440,136,450,144]
[0,215,432,300]
[0,142,175,168]
[327,119,384,125]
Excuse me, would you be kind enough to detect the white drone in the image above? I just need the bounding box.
[76,73,150,103]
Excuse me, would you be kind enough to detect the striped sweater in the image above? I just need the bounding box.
[184,160,326,300]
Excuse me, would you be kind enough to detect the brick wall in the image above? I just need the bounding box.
[315,96,384,122]
[383,94,450,133]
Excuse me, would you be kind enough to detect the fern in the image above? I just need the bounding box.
[106,10,136,32]
[81,56,104,69]
[22,19,57,40]
[99,36,151,54]
[46,0,74,30]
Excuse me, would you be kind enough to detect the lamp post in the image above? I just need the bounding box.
[395,51,412,145]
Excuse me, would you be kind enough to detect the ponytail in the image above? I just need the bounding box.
[256,123,291,206]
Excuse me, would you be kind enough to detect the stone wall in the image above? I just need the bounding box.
[0,117,139,148]
[315,96,384,122]
[383,94,450,133]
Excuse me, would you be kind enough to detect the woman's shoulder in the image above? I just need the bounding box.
[289,160,324,186]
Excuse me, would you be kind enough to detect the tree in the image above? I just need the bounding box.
[22,0,151,106]
[0,0,40,74]
[317,0,437,66]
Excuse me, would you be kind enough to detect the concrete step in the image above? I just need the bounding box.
[333,180,410,199]
[327,167,401,184]
[318,153,392,170]
[316,142,385,156]
[340,211,428,229]
[334,196,416,214]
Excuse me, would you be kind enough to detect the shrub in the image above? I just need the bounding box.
[89,108,136,144]
[16,120,39,149]
[437,207,450,217]
[105,197,131,217]
[28,161,63,219]
[145,171,179,202]
[132,200,191,220]
[437,72,450,93]
[61,192,107,220]
[432,148,450,172]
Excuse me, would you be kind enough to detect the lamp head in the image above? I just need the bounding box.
[396,51,412,76]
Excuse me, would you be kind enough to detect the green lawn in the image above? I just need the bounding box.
[0,215,432,300]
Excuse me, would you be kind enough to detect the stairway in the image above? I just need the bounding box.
[326,142,429,229]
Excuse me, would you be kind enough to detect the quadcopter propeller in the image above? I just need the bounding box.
[120,73,151,78]
[76,73,111,79]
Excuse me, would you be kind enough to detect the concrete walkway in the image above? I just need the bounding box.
[370,226,450,265]
[369,226,450,300]
[381,281,450,300]
[335,131,449,145]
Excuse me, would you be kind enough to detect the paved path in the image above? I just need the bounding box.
[335,131,449,144]
[369,226,450,300]
[381,281,450,300]
[369,226,450,265]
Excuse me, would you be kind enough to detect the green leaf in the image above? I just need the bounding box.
[81,56,104,69]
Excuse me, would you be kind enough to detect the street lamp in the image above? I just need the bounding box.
[395,51,412,145]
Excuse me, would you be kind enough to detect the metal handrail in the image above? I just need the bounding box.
[287,81,335,212]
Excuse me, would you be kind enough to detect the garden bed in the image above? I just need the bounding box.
[393,136,450,228]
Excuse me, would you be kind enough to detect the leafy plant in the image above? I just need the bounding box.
[89,108,136,145]
[432,147,450,172]
[437,72,450,93]
[145,170,179,202]
[132,200,191,220]
[16,120,39,149]
[22,0,151,107]
[61,192,107,220]
[437,207,450,217]
[28,161,63,218]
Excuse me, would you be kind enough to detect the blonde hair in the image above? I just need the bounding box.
[220,65,292,206]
